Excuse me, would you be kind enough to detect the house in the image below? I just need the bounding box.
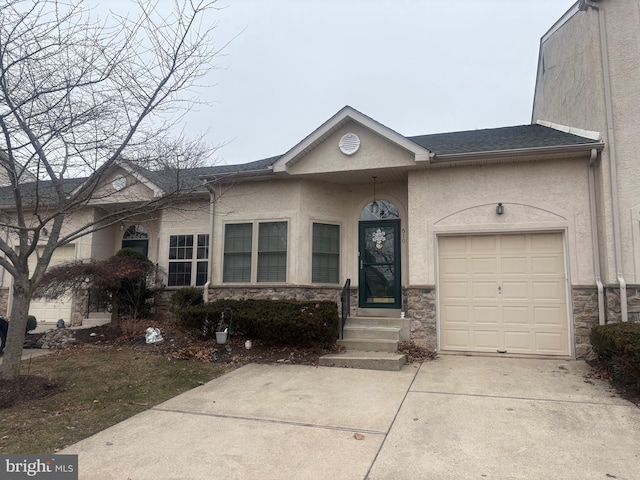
[1,0,636,360]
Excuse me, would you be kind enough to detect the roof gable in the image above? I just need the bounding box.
[272,106,431,174]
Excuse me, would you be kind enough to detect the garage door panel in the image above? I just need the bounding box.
[530,233,563,252]
[470,257,498,275]
[535,332,567,354]
[441,257,468,275]
[532,281,565,301]
[504,330,533,351]
[470,236,497,252]
[439,233,569,356]
[474,330,501,349]
[533,306,565,325]
[472,281,500,299]
[502,281,529,300]
[501,256,528,275]
[531,256,564,275]
[441,281,469,299]
[472,306,499,324]
[443,329,471,349]
[443,305,469,323]
[439,236,467,253]
[500,234,527,251]
[502,306,530,324]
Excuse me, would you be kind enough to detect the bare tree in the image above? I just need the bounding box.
[0,0,224,380]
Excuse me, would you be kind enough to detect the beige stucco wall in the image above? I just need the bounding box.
[533,1,640,285]
[156,201,211,283]
[285,121,415,175]
[407,159,595,286]
[211,177,408,287]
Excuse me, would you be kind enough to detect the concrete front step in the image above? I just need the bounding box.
[337,338,398,353]
[343,325,400,341]
[319,351,407,371]
[345,316,410,342]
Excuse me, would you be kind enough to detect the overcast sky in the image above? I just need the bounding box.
[105,0,579,165]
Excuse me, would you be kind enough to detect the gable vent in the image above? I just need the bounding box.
[338,133,361,156]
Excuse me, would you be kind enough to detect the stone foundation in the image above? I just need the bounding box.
[571,287,599,359]
[606,285,640,323]
[404,286,437,351]
[152,283,635,360]
[0,288,8,317]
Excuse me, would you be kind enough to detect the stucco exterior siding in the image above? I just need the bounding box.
[407,159,594,287]
[533,1,640,287]
[212,178,409,288]
[286,121,416,176]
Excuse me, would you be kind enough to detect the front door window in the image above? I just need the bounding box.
[121,224,149,257]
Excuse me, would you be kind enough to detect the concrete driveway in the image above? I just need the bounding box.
[61,356,639,480]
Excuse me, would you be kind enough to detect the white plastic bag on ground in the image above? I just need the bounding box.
[145,327,163,344]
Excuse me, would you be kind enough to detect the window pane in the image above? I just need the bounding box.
[223,224,252,282]
[257,252,287,282]
[258,222,287,282]
[169,235,194,260]
[196,261,208,286]
[197,234,209,259]
[168,262,192,286]
[258,222,287,251]
[312,223,339,283]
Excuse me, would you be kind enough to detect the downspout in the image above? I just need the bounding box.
[588,149,605,325]
[582,0,628,321]
[203,187,216,303]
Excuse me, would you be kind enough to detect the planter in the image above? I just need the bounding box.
[216,331,228,345]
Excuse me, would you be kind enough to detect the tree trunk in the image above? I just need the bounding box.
[0,277,31,380]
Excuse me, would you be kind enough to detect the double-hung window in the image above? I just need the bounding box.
[168,234,209,286]
[223,223,252,282]
[312,223,340,283]
[223,221,288,282]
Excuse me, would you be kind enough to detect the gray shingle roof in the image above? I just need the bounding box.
[408,124,600,156]
[0,124,601,208]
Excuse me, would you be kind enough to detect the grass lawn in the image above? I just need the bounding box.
[0,345,225,454]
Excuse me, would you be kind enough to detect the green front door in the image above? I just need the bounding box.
[358,220,401,309]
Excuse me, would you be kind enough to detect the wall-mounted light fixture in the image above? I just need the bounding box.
[496,203,504,215]
[120,222,124,231]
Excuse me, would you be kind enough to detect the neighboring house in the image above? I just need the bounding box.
[0,0,636,360]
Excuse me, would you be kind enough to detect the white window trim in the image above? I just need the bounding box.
[310,220,342,285]
[221,219,290,284]
[167,233,210,287]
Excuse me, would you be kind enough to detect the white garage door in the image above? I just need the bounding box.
[438,233,569,356]
[28,245,76,324]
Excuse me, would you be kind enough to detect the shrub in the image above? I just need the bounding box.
[169,287,204,314]
[114,248,155,319]
[26,315,37,333]
[590,322,640,389]
[175,299,339,347]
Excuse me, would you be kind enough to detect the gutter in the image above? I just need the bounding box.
[203,185,216,304]
[428,142,604,165]
[582,0,628,322]
[588,148,605,325]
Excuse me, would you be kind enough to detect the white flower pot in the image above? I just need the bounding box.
[216,331,228,344]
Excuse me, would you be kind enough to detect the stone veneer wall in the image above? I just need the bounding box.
[404,286,437,351]
[605,285,640,323]
[572,287,599,359]
[0,288,8,317]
